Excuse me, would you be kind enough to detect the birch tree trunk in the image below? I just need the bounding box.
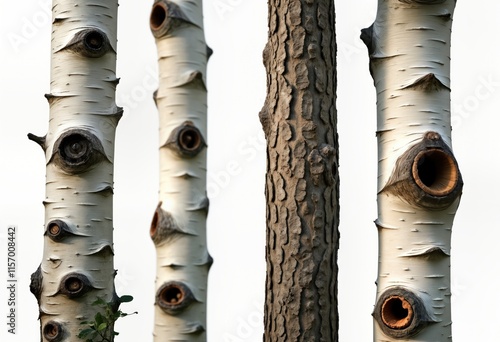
[149,1,211,341]
[361,1,463,340]
[259,1,339,340]
[28,0,121,341]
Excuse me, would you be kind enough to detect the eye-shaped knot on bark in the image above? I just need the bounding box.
[380,131,463,210]
[51,129,106,174]
[43,321,66,342]
[163,121,206,158]
[150,0,194,38]
[373,287,436,339]
[45,220,77,242]
[156,281,197,315]
[150,202,195,245]
[63,28,114,58]
[57,273,95,299]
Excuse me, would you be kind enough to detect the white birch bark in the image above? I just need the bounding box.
[28,1,121,341]
[149,1,211,340]
[361,1,462,340]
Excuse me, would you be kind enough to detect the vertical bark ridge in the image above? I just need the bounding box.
[260,1,339,341]
[28,1,120,341]
[149,0,211,341]
[362,1,462,341]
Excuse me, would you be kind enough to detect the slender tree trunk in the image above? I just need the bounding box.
[28,0,121,341]
[259,1,339,341]
[148,1,211,340]
[361,1,462,340]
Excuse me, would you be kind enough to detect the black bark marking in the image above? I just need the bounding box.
[435,12,452,21]
[56,273,95,299]
[105,77,120,87]
[206,45,213,60]
[44,93,75,106]
[45,220,79,242]
[43,321,66,342]
[162,121,206,158]
[62,28,114,58]
[360,24,375,56]
[156,281,197,316]
[402,73,450,92]
[50,129,107,175]
[30,264,43,303]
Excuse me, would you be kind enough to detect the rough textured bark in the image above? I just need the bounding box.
[149,0,211,341]
[28,1,121,341]
[259,1,339,341]
[361,1,462,340]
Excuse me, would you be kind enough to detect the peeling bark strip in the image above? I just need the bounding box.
[260,1,339,341]
[27,1,120,341]
[149,0,211,340]
[362,1,461,341]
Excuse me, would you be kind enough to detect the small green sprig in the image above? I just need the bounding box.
[78,295,137,342]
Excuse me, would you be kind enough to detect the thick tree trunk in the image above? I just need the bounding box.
[259,1,339,341]
[28,0,121,341]
[149,1,211,341]
[361,1,462,341]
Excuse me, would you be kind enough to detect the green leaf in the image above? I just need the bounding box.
[97,322,108,332]
[95,312,104,325]
[78,295,138,341]
[119,295,133,303]
[78,328,97,339]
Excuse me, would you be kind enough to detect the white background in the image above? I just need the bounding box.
[1,1,500,341]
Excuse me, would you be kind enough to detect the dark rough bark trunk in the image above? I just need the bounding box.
[259,1,339,341]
